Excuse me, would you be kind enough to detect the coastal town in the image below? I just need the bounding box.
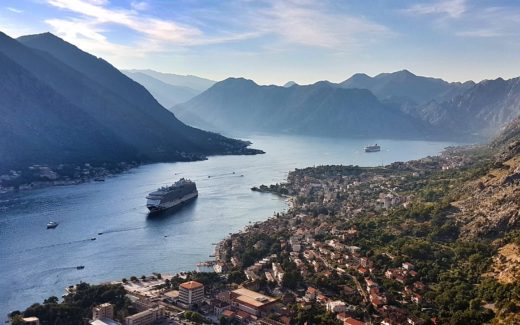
[0,162,139,194]
[12,143,519,325]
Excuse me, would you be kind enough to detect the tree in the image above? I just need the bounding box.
[10,315,25,325]
[43,296,59,304]
[228,270,246,284]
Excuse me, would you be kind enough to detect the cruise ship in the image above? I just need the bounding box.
[146,178,198,213]
[364,144,381,152]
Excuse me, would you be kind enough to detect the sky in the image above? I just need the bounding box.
[1,0,519,85]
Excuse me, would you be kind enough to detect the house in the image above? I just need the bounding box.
[357,266,368,275]
[210,299,229,316]
[221,310,235,320]
[92,303,114,320]
[230,288,278,316]
[326,300,346,313]
[305,287,317,301]
[343,317,367,325]
[411,293,422,304]
[402,262,414,270]
[125,306,165,325]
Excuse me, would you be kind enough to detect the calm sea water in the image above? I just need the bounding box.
[0,134,458,315]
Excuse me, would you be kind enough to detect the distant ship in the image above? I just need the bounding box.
[146,178,198,213]
[364,144,381,153]
[46,221,59,229]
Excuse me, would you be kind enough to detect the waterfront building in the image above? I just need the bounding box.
[18,317,40,325]
[90,319,121,325]
[230,287,278,316]
[124,306,165,325]
[93,303,114,320]
[179,280,204,307]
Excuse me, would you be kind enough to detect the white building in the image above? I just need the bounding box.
[326,300,346,313]
[125,306,165,325]
[19,317,40,325]
[93,303,114,320]
[179,281,204,307]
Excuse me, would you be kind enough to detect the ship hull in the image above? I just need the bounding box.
[147,191,198,213]
[364,148,380,153]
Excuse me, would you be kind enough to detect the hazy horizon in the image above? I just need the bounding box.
[1,0,519,85]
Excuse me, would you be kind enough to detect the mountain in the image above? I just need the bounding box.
[413,77,520,138]
[340,70,520,139]
[340,70,475,105]
[122,71,200,108]
[174,78,436,139]
[123,69,216,93]
[492,116,520,154]
[0,32,256,171]
[0,51,132,170]
[283,81,298,87]
[453,116,520,240]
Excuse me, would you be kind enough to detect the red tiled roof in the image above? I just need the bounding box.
[180,280,203,290]
[222,310,235,318]
[344,317,367,325]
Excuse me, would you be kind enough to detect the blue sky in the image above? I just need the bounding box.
[1,0,519,84]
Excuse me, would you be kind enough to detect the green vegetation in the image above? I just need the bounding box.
[290,303,341,325]
[226,144,519,324]
[15,283,129,324]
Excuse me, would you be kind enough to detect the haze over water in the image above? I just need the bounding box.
[0,134,458,315]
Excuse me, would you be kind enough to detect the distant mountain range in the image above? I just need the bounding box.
[0,32,257,172]
[123,69,215,108]
[340,69,475,105]
[174,70,520,140]
[2,30,519,172]
[411,77,520,138]
[174,78,436,139]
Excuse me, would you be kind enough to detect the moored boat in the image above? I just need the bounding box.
[364,144,381,152]
[46,221,59,229]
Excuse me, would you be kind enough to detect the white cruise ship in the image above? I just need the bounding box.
[146,178,198,213]
[364,144,381,153]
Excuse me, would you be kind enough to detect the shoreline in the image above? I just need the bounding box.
[0,147,265,197]
[3,139,465,316]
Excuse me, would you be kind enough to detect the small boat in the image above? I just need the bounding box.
[94,177,105,182]
[46,221,59,229]
[90,237,96,241]
[76,265,85,270]
[98,232,103,235]
[364,144,381,153]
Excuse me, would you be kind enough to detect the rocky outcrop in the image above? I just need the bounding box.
[453,153,520,240]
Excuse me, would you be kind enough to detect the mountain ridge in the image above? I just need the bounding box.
[0,31,258,171]
[174,77,437,139]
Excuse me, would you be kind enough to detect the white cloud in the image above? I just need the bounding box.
[6,7,23,14]
[405,0,467,18]
[39,0,396,68]
[46,0,201,44]
[248,0,393,49]
[131,1,149,12]
[453,6,520,39]
[456,29,501,38]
